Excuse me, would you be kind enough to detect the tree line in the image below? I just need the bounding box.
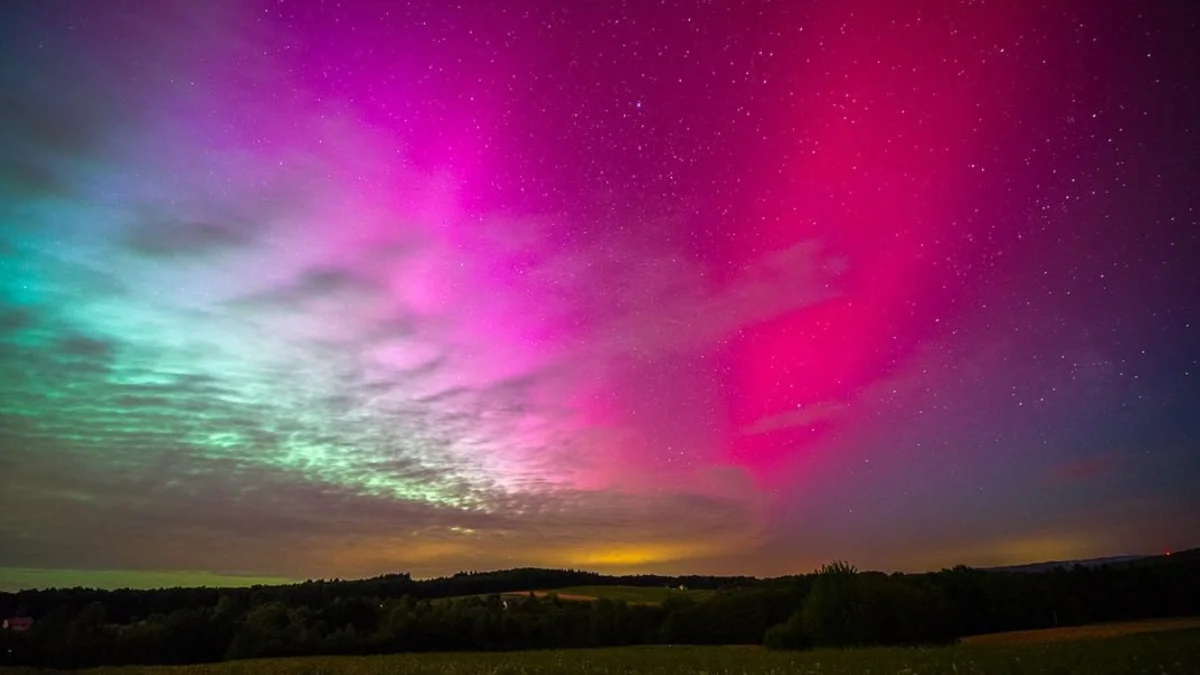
[1,554,1197,668]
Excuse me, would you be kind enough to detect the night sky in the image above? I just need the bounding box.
[1,0,1198,592]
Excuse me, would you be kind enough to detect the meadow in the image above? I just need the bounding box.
[959,616,1200,645]
[4,628,1196,675]
[501,585,716,604]
[434,584,715,605]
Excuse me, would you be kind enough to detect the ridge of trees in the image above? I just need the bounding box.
[1,554,1197,668]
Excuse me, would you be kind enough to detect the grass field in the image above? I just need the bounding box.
[5,629,1197,675]
[438,584,715,605]
[959,616,1200,645]
[501,585,716,604]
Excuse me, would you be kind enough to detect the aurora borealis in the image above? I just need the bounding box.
[1,0,1197,591]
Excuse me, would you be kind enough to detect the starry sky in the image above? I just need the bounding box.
[1,0,1198,592]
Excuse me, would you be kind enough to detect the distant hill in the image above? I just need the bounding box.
[986,548,1199,573]
[4,548,1195,601]
[436,584,716,606]
[0,566,754,615]
[1119,548,1200,566]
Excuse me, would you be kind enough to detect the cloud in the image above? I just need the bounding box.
[125,219,253,257]
[0,307,33,333]
[743,402,846,435]
[1049,455,1118,483]
[0,438,766,579]
[0,0,815,582]
[57,335,115,359]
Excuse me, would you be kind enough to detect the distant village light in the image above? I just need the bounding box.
[1,617,33,632]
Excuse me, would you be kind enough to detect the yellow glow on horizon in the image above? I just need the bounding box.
[564,541,726,567]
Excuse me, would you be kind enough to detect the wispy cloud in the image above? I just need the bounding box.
[0,1,812,582]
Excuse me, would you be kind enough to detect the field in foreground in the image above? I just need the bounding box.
[960,616,1200,645]
[5,629,1197,675]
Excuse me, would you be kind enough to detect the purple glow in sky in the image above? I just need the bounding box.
[0,0,1197,590]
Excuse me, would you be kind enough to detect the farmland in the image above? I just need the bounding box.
[959,616,1200,645]
[500,585,716,604]
[435,584,715,605]
[2,628,1196,675]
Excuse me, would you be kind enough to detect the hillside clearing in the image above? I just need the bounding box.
[501,585,715,604]
[960,616,1200,645]
[435,584,715,605]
